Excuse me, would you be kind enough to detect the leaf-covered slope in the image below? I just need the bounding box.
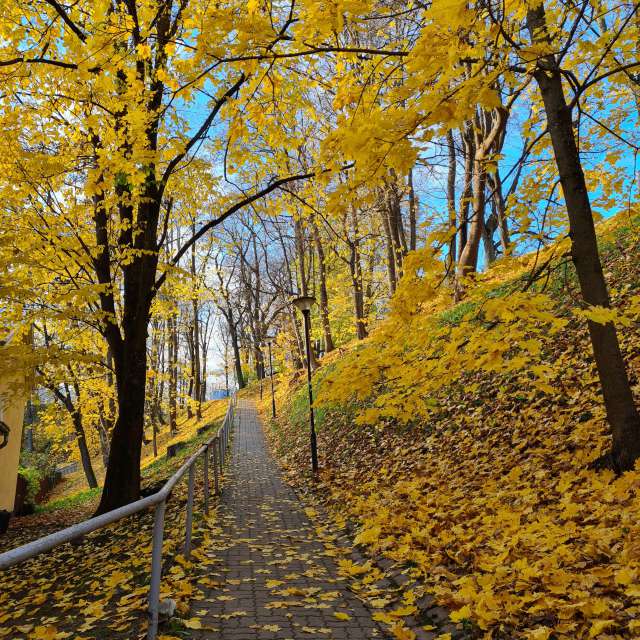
[265,218,640,640]
[0,403,228,640]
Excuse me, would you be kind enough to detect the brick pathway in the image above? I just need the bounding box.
[190,399,388,640]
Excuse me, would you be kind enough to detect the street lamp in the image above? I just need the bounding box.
[264,335,277,419]
[292,295,318,473]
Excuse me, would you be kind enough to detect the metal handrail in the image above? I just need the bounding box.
[0,393,237,640]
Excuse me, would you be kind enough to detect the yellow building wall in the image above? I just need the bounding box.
[0,347,28,513]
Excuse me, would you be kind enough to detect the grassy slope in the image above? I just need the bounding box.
[44,399,228,505]
[265,216,640,640]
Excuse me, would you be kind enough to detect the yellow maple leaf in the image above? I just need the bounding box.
[589,620,614,638]
[449,604,472,623]
[389,621,416,640]
[266,579,284,588]
[30,627,57,640]
[354,525,381,546]
[104,569,130,589]
[525,629,552,640]
[615,567,636,585]
[183,618,202,629]
[334,612,352,620]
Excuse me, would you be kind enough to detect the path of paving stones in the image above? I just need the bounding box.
[190,399,389,640]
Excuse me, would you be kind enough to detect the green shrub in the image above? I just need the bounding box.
[18,466,43,504]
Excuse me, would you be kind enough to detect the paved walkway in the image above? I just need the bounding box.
[190,399,388,640]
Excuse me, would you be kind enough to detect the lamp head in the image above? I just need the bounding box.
[291,295,316,313]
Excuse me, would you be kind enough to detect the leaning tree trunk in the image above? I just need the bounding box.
[71,408,98,490]
[69,382,98,490]
[528,3,640,472]
[51,381,98,490]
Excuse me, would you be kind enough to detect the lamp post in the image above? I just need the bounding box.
[258,343,263,401]
[264,335,277,419]
[292,295,318,473]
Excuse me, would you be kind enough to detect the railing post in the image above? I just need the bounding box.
[223,418,227,459]
[213,436,220,495]
[184,464,196,558]
[203,445,209,516]
[147,500,167,640]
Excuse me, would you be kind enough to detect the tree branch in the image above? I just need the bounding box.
[0,56,78,69]
[154,170,321,291]
[159,74,246,193]
[44,0,87,43]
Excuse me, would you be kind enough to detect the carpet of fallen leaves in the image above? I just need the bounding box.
[265,236,640,640]
[0,400,229,640]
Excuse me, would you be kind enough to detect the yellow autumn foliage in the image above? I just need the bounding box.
[268,212,640,639]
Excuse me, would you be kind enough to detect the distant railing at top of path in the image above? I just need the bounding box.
[0,393,238,640]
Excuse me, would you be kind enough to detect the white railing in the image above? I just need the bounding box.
[0,393,237,640]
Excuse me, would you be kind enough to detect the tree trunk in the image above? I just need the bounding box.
[457,145,486,275]
[98,421,110,469]
[201,343,207,403]
[191,228,202,420]
[385,182,406,277]
[349,207,368,340]
[229,320,245,389]
[101,348,115,465]
[49,380,98,490]
[528,2,640,472]
[312,220,335,352]
[408,168,417,251]
[349,244,368,340]
[70,408,98,490]
[457,108,506,283]
[487,170,510,255]
[97,333,148,513]
[76,428,98,489]
[446,129,457,273]
[192,299,202,420]
[381,199,397,294]
[457,122,474,261]
[186,325,194,420]
[168,311,178,434]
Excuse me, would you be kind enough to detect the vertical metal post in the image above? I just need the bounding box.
[203,445,209,515]
[147,500,167,640]
[213,437,220,495]
[184,465,195,558]
[268,341,276,418]
[303,309,318,473]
